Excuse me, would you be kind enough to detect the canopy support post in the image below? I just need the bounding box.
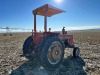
[34,13,36,33]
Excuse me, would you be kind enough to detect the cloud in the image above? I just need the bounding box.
[65,26,100,31]
[52,25,100,31]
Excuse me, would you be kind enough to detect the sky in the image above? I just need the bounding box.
[0,0,100,31]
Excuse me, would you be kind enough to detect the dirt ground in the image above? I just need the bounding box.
[0,30,100,75]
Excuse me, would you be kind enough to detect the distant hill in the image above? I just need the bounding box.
[68,28,100,33]
[53,28,100,33]
[88,28,100,30]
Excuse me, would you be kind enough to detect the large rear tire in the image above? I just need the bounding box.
[40,36,64,70]
[23,36,37,60]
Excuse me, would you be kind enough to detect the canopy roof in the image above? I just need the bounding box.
[33,4,65,17]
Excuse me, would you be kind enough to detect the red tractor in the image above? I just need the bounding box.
[23,4,80,70]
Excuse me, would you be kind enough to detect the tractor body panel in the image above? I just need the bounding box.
[32,32,59,45]
[59,34,74,48]
[32,32,74,48]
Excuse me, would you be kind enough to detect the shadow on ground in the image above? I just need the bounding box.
[10,56,87,75]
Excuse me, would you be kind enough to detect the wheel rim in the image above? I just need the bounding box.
[47,41,63,65]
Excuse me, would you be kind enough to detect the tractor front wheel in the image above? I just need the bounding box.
[40,36,64,70]
[73,47,80,57]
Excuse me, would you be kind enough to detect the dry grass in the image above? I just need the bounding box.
[0,30,100,75]
[69,30,100,75]
[0,33,31,75]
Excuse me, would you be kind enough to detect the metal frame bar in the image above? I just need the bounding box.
[34,14,36,33]
[44,5,48,32]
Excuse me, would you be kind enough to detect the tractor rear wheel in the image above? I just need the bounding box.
[40,36,64,70]
[23,36,37,60]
